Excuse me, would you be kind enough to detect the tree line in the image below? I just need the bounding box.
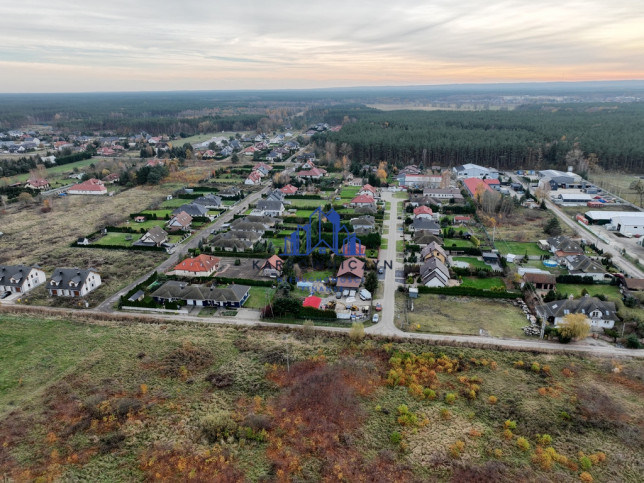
[312,104,644,172]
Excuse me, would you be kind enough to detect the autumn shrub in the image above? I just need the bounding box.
[349,321,365,341]
[531,362,541,373]
[579,471,593,482]
[445,393,457,405]
[390,431,402,445]
[449,440,465,459]
[579,455,592,471]
[516,437,530,451]
[397,404,419,427]
[440,408,452,420]
[201,411,239,443]
[536,434,552,446]
[503,429,513,440]
[504,420,517,430]
[514,360,525,368]
[159,341,213,378]
[424,388,437,400]
[493,449,503,459]
[488,395,498,404]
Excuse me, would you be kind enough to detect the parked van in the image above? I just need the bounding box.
[359,289,372,301]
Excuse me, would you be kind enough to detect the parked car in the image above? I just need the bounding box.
[335,291,342,299]
[0,291,11,299]
[378,267,384,274]
[359,289,372,301]
[375,303,382,311]
[342,289,349,297]
[349,290,356,298]
[372,314,379,323]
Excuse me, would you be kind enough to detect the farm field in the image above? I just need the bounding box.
[1,314,642,481]
[399,292,528,338]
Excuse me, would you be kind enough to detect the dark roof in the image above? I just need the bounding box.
[232,215,277,227]
[420,257,449,283]
[413,232,443,245]
[0,265,41,288]
[565,255,606,274]
[142,226,168,245]
[46,268,97,290]
[421,242,447,259]
[536,296,617,321]
[228,221,266,233]
[412,218,440,231]
[193,194,222,207]
[624,278,644,291]
[523,272,556,285]
[151,281,250,303]
[256,199,284,212]
[350,215,375,226]
[547,236,583,254]
[210,236,253,251]
[173,204,208,217]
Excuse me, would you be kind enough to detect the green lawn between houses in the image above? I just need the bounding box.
[452,256,489,270]
[495,241,549,256]
[459,277,506,290]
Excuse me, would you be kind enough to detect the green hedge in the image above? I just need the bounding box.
[555,275,597,284]
[416,286,520,299]
[73,242,165,251]
[299,306,337,319]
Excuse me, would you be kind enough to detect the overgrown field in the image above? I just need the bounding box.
[1,314,642,481]
[0,186,169,307]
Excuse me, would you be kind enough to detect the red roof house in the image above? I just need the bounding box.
[280,184,298,195]
[413,206,433,218]
[463,178,493,197]
[67,178,107,195]
[350,194,376,208]
[336,257,365,290]
[173,255,221,277]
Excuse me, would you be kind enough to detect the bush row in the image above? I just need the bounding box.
[415,285,520,299]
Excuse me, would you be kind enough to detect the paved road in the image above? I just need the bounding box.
[509,173,644,279]
[367,191,404,336]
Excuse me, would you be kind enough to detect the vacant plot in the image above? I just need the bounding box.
[496,241,549,256]
[460,277,506,290]
[244,286,276,309]
[493,207,574,240]
[556,283,621,300]
[400,292,528,338]
[92,232,139,247]
[443,238,474,248]
[588,171,644,207]
[2,314,642,481]
[453,256,488,269]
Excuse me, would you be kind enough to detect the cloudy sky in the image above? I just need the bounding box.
[1,0,643,92]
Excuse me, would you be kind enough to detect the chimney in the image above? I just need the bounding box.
[568,294,574,300]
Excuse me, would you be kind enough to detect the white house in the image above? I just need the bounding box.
[536,295,618,331]
[67,178,107,195]
[46,268,101,297]
[0,265,46,295]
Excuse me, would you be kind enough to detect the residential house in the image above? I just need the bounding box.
[220,186,241,198]
[266,151,282,162]
[245,171,262,185]
[228,230,262,243]
[413,232,443,246]
[97,147,115,156]
[453,163,499,179]
[546,236,584,259]
[284,141,299,151]
[172,254,221,277]
[220,146,233,157]
[564,255,608,281]
[46,268,101,297]
[408,194,440,208]
[232,215,277,230]
[202,150,217,159]
[173,203,209,218]
[350,215,376,234]
[296,167,327,180]
[102,173,120,184]
[536,295,618,331]
[254,163,273,176]
[229,221,267,234]
[261,255,284,277]
[341,241,366,257]
[280,184,299,195]
[336,257,365,290]
[358,184,377,197]
[0,265,46,294]
[151,281,250,308]
[243,145,259,156]
[265,189,286,203]
[67,178,107,195]
[350,194,376,209]
[411,218,441,235]
[256,199,285,217]
[210,235,253,252]
[454,216,472,225]
[167,212,193,232]
[25,178,50,190]
[420,242,448,264]
[193,194,222,209]
[398,174,434,188]
[420,257,450,287]
[522,272,556,291]
[462,178,493,198]
[413,206,434,220]
[137,226,169,247]
[624,278,644,292]
[134,216,146,223]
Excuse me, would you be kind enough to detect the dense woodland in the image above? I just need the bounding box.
[313,104,644,172]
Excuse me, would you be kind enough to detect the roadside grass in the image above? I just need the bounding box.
[396,240,405,253]
[496,241,549,256]
[452,256,488,269]
[400,292,529,338]
[1,314,643,481]
[459,277,506,290]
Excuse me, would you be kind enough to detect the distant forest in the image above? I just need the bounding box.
[312,104,644,172]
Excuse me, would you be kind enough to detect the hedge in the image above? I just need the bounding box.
[299,306,337,319]
[73,242,165,251]
[206,249,271,259]
[555,275,597,284]
[445,247,483,256]
[213,276,274,287]
[416,286,520,299]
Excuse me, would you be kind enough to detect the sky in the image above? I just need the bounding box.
[1,0,643,93]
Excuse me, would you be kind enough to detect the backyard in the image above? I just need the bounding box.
[495,241,549,257]
[399,292,529,338]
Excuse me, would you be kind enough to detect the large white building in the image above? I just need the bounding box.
[453,163,499,179]
[611,215,644,236]
[0,265,46,295]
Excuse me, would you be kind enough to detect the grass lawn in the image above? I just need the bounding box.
[301,270,334,282]
[287,198,324,207]
[1,314,643,481]
[92,232,138,247]
[460,277,506,290]
[394,191,408,199]
[396,240,405,253]
[400,292,529,338]
[141,209,174,218]
[339,186,360,199]
[118,220,166,231]
[556,283,621,300]
[443,238,473,248]
[160,198,194,208]
[295,210,315,217]
[452,256,488,269]
[381,239,388,249]
[244,286,276,309]
[222,200,238,206]
[496,241,549,256]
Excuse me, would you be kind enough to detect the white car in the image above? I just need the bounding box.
[372,314,379,323]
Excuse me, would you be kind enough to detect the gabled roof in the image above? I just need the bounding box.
[143,226,169,244]
[151,281,250,303]
[412,218,440,231]
[420,257,449,283]
[263,255,284,269]
[26,178,49,188]
[351,194,376,204]
[414,206,433,216]
[463,178,492,196]
[565,255,606,274]
[547,236,583,255]
[0,265,41,287]
[193,194,222,207]
[361,184,376,193]
[256,199,284,212]
[523,272,556,285]
[46,268,97,290]
[210,237,253,250]
[303,295,322,309]
[69,178,106,192]
[337,257,365,278]
[297,167,326,177]
[421,241,447,260]
[350,215,375,226]
[169,211,193,228]
[173,254,221,273]
[173,204,208,217]
[624,278,644,291]
[413,232,443,245]
[536,296,617,321]
[280,184,298,195]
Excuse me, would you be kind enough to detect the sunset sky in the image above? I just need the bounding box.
[1,0,643,92]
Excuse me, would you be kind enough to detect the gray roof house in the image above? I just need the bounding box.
[228,229,263,242]
[136,226,169,247]
[210,234,253,252]
[411,218,441,234]
[234,215,278,229]
[255,200,284,216]
[193,194,222,209]
[420,257,450,287]
[0,265,46,294]
[220,186,242,198]
[46,268,102,297]
[151,280,250,307]
[547,236,584,257]
[227,221,266,234]
[564,255,608,281]
[266,189,286,203]
[173,203,209,218]
[350,215,376,234]
[413,232,443,246]
[536,295,618,331]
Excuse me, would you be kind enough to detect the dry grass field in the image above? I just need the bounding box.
[587,171,644,207]
[1,314,642,481]
[0,186,170,307]
[491,207,574,241]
